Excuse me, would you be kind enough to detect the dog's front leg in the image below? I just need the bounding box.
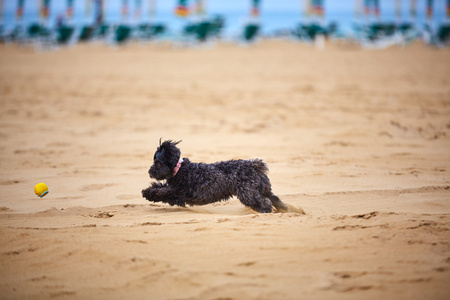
[141,182,186,207]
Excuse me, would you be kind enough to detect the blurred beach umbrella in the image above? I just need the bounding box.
[395,0,402,23]
[40,0,50,21]
[195,0,205,17]
[85,0,92,19]
[364,0,380,19]
[16,0,25,21]
[354,0,363,19]
[446,0,450,19]
[175,0,189,17]
[66,0,74,19]
[310,0,324,17]
[121,0,129,21]
[134,0,142,21]
[303,0,324,19]
[148,0,156,20]
[303,0,310,18]
[84,0,105,24]
[373,0,380,19]
[362,0,379,20]
[0,0,3,24]
[363,0,370,16]
[242,0,261,42]
[94,0,104,25]
[251,0,261,17]
[410,0,417,21]
[426,0,433,20]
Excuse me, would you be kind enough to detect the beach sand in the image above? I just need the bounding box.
[0,40,449,299]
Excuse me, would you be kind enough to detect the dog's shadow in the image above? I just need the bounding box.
[147,202,305,215]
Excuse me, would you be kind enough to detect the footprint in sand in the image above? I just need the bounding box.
[116,194,136,200]
[333,271,367,279]
[124,240,148,244]
[50,291,76,297]
[139,222,163,226]
[30,276,48,282]
[0,180,20,185]
[237,261,257,267]
[352,211,379,219]
[176,219,201,224]
[193,227,211,232]
[82,183,116,191]
[90,212,114,218]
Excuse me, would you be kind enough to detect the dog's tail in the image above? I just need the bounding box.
[251,159,269,174]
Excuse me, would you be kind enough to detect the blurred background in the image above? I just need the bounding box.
[0,0,449,47]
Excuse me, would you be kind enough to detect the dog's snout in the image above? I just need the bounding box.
[148,167,154,178]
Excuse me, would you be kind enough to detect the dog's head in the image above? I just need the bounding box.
[149,139,181,180]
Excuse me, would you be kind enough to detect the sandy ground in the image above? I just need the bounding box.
[0,40,449,299]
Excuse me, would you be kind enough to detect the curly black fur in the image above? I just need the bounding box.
[141,140,288,213]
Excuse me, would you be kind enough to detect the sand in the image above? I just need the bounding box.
[0,40,449,299]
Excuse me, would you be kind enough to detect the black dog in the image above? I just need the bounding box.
[141,140,288,213]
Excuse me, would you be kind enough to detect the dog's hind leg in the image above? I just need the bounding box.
[267,193,289,212]
[237,189,272,213]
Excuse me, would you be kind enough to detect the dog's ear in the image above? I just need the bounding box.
[157,140,182,157]
[160,140,181,147]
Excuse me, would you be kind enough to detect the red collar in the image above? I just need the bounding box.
[173,158,183,176]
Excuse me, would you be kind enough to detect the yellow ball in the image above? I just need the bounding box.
[34,183,49,198]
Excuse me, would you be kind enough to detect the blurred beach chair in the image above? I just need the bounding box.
[136,23,166,40]
[243,23,260,42]
[181,17,223,44]
[4,25,26,44]
[28,23,52,39]
[152,24,166,36]
[425,23,450,47]
[114,25,132,44]
[137,23,152,39]
[367,23,396,41]
[353,22,413,49]
[292,23,326,42]
[56,25,75,45]
[79,25,95,42]
[183,23,197,36]
[196,21,212,42]
[95,23,110,39]
[436,24,450,46]
[211,16,225,36]
[181,22,200,44]
[397,23,419,45]
[398,23,413,35]
[327,22,339,37]
[26,23,54,49]
[292,23,327,50]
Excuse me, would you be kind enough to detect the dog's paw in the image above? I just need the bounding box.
[167,198,186,207]
[141,188,152,200]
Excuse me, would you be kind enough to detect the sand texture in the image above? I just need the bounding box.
[0,40,449,299]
